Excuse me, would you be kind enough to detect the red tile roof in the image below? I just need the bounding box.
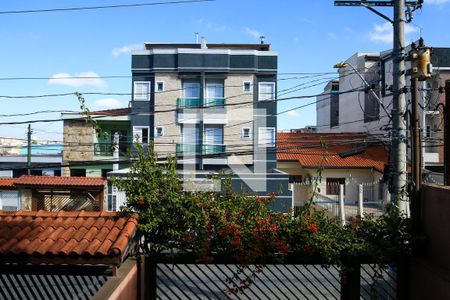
[0,210,137,265]
[277,132,389,173]
[13,176,106,188]
[0,178,15,188]
[88,107,130,116]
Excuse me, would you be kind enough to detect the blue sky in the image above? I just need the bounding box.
[0,0,449,141]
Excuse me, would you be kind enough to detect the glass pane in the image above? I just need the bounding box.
[204,126,223,145]
[183,82,200,98]
[259,83,275,101]
[182,126,199,144]
[206,81,224,99]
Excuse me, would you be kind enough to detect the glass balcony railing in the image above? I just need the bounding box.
[176,144,201,154]
[176,144,226,155]
[204,98,225,108]
[177,98,226,108]
[202,144,226,155]
[177,98,201,108]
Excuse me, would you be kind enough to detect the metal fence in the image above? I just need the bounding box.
[148,257,399,300]
[0,273,108,300]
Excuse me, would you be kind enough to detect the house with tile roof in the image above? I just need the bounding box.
[277,131,390,212]
[0,175,106,212]
[0,209,139,299]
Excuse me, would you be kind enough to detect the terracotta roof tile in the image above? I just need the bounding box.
[88,107,130,116]
[14,176,106,188]
[277,132,389,173]
[0,178,15,188]
[0,210,137,265]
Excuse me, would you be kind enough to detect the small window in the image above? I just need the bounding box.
[134,81,151,101]
[289,175,302,183]
[243,81,251,92]
[258,82,275,101]
[241,127,251,139]
[133,126,150,144]
[326,178,346,195]
[155,126,164,137]
[156,81,165,92]
[258,127,275,147]
[70,169,86,177]
[426,125,431,138]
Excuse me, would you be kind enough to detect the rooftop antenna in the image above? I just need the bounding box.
[195,32,199,44]
[260,35,265,44]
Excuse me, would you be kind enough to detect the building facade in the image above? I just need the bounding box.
[125,42,290,211]
[316,46,450,169]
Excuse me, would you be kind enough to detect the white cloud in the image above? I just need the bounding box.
[112,43,142,57]
[286,110,300,117]
[328,32,338,40]
[94,98,123,108]
[195,18,230,32]
[244,27,263,39]
[48,72,106,88]
[368,22,418,44]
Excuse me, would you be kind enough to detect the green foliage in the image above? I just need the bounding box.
[112,144,414,265]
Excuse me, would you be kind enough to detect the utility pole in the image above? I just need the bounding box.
[392,0,408,214]
[27,124,32,175]
[335,0,423,215]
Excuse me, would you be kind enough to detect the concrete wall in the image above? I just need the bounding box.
[93,258,140,300]
[154,73,180,157]
[277,161,383,206]
[63,120,94,176]
[409,183,450,299]
[224,74,253,165]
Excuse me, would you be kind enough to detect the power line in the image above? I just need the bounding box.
[0,0,214,15]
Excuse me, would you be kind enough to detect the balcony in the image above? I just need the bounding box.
[176,144,226,155]
[177,98,225,108]
[177,98,201,108]
[204,98,225,108]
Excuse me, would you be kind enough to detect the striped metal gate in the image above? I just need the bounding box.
[0,274,108,300]
[152,262,397,300]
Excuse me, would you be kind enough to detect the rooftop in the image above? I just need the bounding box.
[144,43,271,51]
[0,210,137,265]
[12,175,106,188]
[277,132,388,173]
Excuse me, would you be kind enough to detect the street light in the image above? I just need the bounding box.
[333,61,388,116]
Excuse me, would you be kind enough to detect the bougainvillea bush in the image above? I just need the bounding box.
[111,144,413,265]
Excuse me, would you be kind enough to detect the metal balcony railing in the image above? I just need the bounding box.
[94,143,130,156]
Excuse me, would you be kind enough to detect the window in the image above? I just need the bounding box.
[289,175,302,183]
[243,81,251,92]
[70,169,86,177]
[182,82,201,98]
[330,93,339,128]
[326,178,346,195]
[156,81,165,92]
[133,126,150,144]
[155,126,164,137]
[204,126,223,145]
[205,81,224,98]
[134,81,151,101]
[258,82,275,101]
[0,191,20,211]
[258,127,275,147]
[241,127,251,139]
[426,125,431,138]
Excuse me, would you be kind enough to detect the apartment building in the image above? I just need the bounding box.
[99,41,289,211]
[316,45,450,169]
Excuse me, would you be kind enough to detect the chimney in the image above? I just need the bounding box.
[201,37,207,49]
